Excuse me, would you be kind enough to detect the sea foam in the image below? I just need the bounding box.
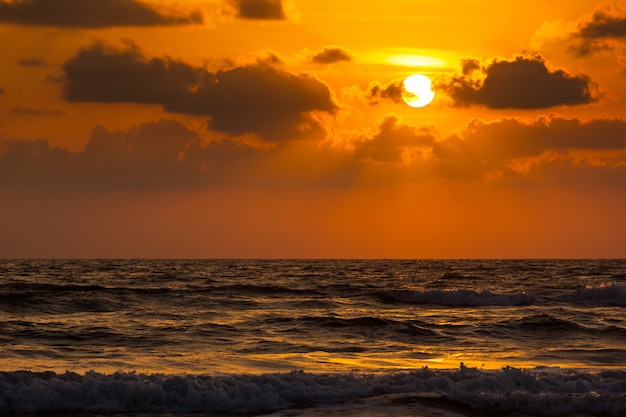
[1,366,625,416]
[573,283,626,307]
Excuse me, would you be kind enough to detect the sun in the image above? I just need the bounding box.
[401,74,435,108]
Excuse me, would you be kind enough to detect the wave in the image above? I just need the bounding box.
[0,281,202,295]
[259,316,442,339]
[217,283,322,296]
[512,314,588,332]
[379,288,533,306]
[1,367,625,416]
[571,283,626,307]
[0,281,321,299]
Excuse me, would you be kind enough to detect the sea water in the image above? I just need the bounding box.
[1,259,625,416]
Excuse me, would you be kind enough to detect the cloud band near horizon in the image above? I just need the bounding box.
[2,115,624,190]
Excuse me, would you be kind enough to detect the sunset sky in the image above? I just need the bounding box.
[1,0,626,258]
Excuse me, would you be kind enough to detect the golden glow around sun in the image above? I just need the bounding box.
[401,74,435,108]
[386,54,447,68]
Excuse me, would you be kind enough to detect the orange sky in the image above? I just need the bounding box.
[1,0,626,258]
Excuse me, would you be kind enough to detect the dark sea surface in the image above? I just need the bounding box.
[1,259,625,416]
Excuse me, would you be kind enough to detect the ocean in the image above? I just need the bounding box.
[1,259,625,416]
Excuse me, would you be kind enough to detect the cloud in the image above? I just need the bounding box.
[0,87,5,95]
[227,0,285,20]
[0,119,264,189]
[529,19,577,50]
[3,115,625,190]
[437,116,626,161]
[577,6,626,39]
[330,114,626,183]
[438,55,598,109]
[311,47,352,64]
[0,0,203,28]
[62,41,338,142]
[365,80,404,104]
[569,3,626,56]
[62,41,208,105]
[339,114,436,165]
[430,115,626,181]
[17,57,46,67]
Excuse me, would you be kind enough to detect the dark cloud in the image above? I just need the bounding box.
[366,80,404,104]
[183,136,264,171]
[62,41,337,142]
[461,58,481,75]
[0,87,5,95]
[436,116,626,162]
[0,0,203,28]
[62,41,208,105]
[333,114,626,184]
[3,115,624,191]
[0,139,74,189]
[0,119,264,190]
[569,4,626,56]
[256,52,284,67]
[311,47,352,64]
[438,55,598,109]
[427,115,626,181]
[17,57,46,67]
[350,115,435,164]
[199,65,336,141]
[229,0,285,20]
[578,8,626,39]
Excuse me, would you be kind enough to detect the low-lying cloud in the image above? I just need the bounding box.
[339,114,436,165]
[3,115,624,190]
[0,120,263,189]
[436,116,626,160]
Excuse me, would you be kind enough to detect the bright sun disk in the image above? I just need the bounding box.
[401,74,435,108]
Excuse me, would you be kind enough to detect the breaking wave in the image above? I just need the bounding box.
[572,283,626,307]
[1,367,625,417]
